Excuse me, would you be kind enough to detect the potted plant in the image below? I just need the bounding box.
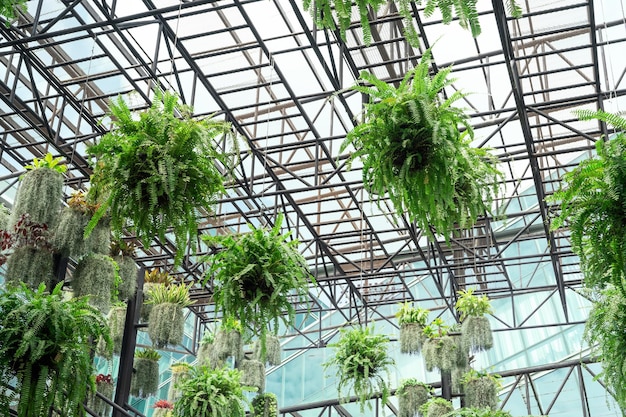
[397,378,432,417]
[173,365,253,417]
[420,397,454,417]
[251,392,278,417]
[212,317,244,366]
[240,358,266,392]
[422,318,457,372]
[455,289,493,352]
[168,361,192,401]
[322,325,394,412]
[396,302,430,354]
[254,334,281,366]
[152,399,174,417]
[72,253,117,313]
[141,268,174,322]
[131,348,161,398]
[10,152,66,228]
[197,330,215,366]
[53,191,97,257]
[86,90,237,266]
[549,109,626,294]
[4,213,55,290]
[108,302,127,355]
[146,283,195,348]
[88,373,114,417]
[340,49,503,242]
[203,214,312,355]
[0,282,111,417]
[461,369,501,410]
[111,239,137,301]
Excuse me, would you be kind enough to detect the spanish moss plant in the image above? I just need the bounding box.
[252,392,278,417]
[88,373,114,417]
[72,253,117,314]
[461,370,501,409]
[168,362,192,401]
[341,49,503,242]
[422,318,457,372]
[254,334,282,366]
[146,283,194,348]
[87,90,237,266]
[322,325,394,412]
[131,349,161,398]
[397,379,432,417]
[240,358,265,392]
[4,246,55,290]
[111,240,137,301]
[396,302,430,354]
[420,397,454,417]
[197,330,215,367]
[108,303,127,354]
[53,204,90,257]
[0,204,10,230]
[213,319,244,366]
[456,289,493,352]
[141,268,174,322]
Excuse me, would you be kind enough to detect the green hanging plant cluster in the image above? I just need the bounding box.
[0,283,111,417]
[341,49,502,241]
[322,325,394,412]
[87,90,237,265]
[420,397,454,417]
[251,392,279,417]
[302,0,522,46]
[461,369,501,409]
[456,289,493,352]
[203,214,313,351]
[396,378,432,417]
[146,283,195,348]
[396,302,430,354]
[131,348,161,398]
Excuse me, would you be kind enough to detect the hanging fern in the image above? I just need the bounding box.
[87,90,238,266]
[342,49,502,241]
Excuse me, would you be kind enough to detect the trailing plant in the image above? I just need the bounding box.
[173,365,253,417]
[0,0,27,25]
[456,289,493,352]
[88,373,114,417]
[131,348,161,398]
[420,397,454,417]
[322,325,395,412]
[397,378,432,417]
[341,49,502,241]
[396,302,430,354]
[461,369,501,409]
[12,153,65,228]
[146,283,194,348]
[213,318,244,366]
[548,109,626,295]
[168,362,191,401]
[108,302,127,354]
[203,214,313,355]
[240,358,266,392]
[302,0,522,46]
[87,90,237,265]
[141,268,174,322]
[0,282,111,417]
[251,392,278,417]
[0,204,9,230]
[197,330,215,366]
[112,251,137,301]
[254,334,282,366]
[452,408,513,417]
[72,253,117,313]
[422,318,456,372]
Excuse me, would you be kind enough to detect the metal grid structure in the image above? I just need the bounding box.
[1,0,625,415]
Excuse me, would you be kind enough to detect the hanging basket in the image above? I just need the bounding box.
[214,328,243,364]
[254,334,281,366]
[108,305,127,355]
[168,363,192,401]
[397,382,430,417]
[240,359,265,392]
[148,302,184,348]
[88,376,114,417]
[399,322,424,355]
[461,316,493,352]
[10,167,64,228]
[114,255,137,301]
[72,253,116,313]
[251,392,278,417]
[422,399,454,417]
[131,357,160,398]
[422,336,457,372]
[53,207,90,257]
[85,217,111,255]
[464,375,499,409]
[4,246,54,290]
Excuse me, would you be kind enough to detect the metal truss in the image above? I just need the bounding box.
[0,0,624,415]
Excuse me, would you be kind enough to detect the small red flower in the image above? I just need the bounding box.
[95,374,113,384]
[153,399,174,409]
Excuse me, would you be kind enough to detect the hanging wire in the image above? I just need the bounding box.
[168,0,183,92]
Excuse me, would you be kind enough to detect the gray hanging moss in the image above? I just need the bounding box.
[88,380,114,416]
[214,329,243,364]
[130,357,160,398]
[400,323,424,355]
[140,282,156,323]
[114,255,137,301]
[168,363,192,401]
[108,305,127,354]
[422,336,457,372]
[53,207,89,257]
[148,302,184,348]
[5,246,55,290]
[461,316,493,352]
[254,335,281,366]
[421,398,453,417]
[451,365,470,395]
[464,376,499,409]
[251,392,278,417]
[239,359,265,392]
[397,380,430,417]
[86,218,111,255]
[72,253,116,314]
[10,167,64,228]
[0,204,10,230]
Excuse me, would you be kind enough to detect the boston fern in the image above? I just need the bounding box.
[549,109,626,294]
[342,49,502,241]
[87,90,237,265]
[323,325,394,412]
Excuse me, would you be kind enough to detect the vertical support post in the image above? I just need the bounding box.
[113,267,144,417]
[441,371,452,401]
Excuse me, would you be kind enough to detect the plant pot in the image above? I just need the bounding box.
[72,253,116,314]
[108,305,127,355]
[251,393,278,417]
[422,336,457,372]
[398,384,429,417]
[88,382,114,416]
[254,335,281,366]
[114,255,137,301]
[4,246,55,290]
[464,376,499,409]
[53,207,90,257]
[10,167,63,228]
[131,357,160,398]
[148,302,184,348]
[461,316,493,352]
[240,359,265,392]
[400,322,424,355]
